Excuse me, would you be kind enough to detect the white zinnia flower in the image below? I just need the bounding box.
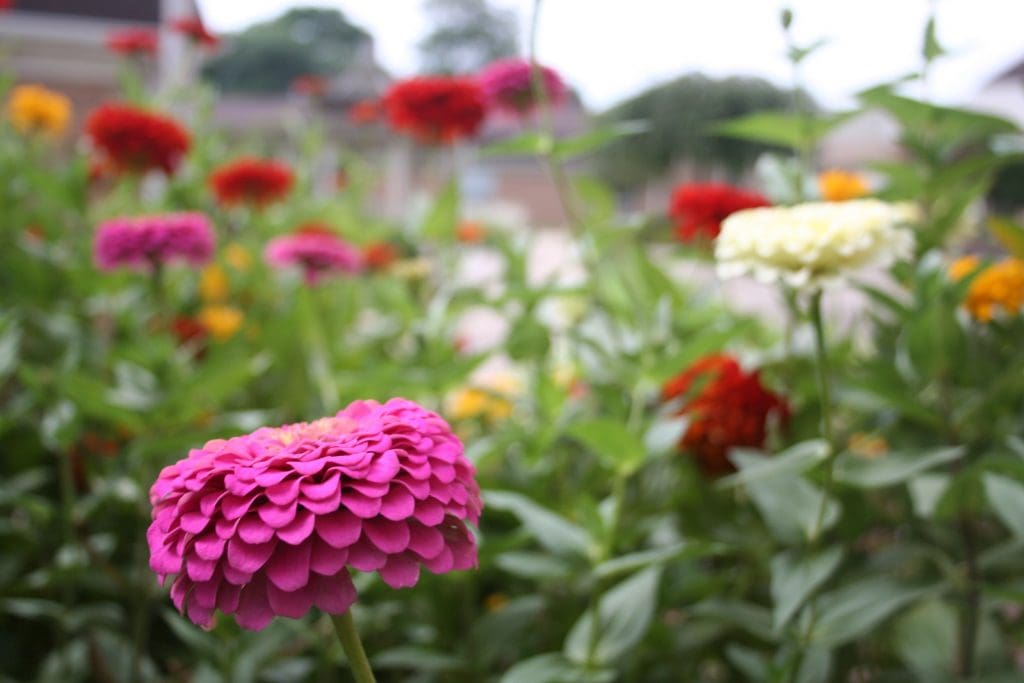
[714,199,916,288]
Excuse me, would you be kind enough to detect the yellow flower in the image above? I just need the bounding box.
[391,257,432,281]
[948,255,982,282]
[199,264,229,303]
[447,373,522,422]
[198,305,244,340]
[848,432,888,459]
[818,169,870,202]
[225,242,252,271]
[964,258,1024,322]
[7,84,72,137]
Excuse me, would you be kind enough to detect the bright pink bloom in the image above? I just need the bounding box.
[477,58,566,115]
[94,212,215,271]
[264,224,363,285]
[147,399,482,630]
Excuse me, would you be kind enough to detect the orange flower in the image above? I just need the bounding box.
[7,84,72,137]
[818,169,870,202]
[363,241,399,271]
[456,221,485,243]
[948,255,982,282]
[963,258,1024,322]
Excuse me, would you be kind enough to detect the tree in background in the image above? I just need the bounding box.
[202,8,370,94]
[418,0,518,75]
[596,74,812,191]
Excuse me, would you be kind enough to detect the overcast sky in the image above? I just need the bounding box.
[198,0,1024,111]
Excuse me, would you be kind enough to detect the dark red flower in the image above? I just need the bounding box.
[291,74,329,97]
[668,183,770,242]
[209,157,294,207]
[107,28,158,57]
[347,99,381,125]
[170,16,219,49]
[85,103,190,175]
[383,77,486,144]
[661,354,789,476]
[363,241,399,271]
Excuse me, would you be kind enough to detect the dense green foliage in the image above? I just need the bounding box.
[418,0,519,74]
[202,8,370,94]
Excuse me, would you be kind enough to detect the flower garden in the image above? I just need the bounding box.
[5,6,1024,683]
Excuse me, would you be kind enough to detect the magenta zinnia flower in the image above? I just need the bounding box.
[148,398,482,630]
[264,223,363,285]
[477,58,566,115]
[94,212,215,271]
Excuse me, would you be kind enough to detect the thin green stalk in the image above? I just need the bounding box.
[808,290,837,541]
[331,611,378,683]
[300,287,340,413]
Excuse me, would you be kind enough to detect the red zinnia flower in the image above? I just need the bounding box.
[107,28,158,57]
[171,16,219,49]
[291,75,329,98]
[347,99,381,125]
[661,354,789,476]
[0,0,13,12]
[383,77,486,144]
[668,183,770,243]
[363,241,399,271]
[85,103,190,175]
[209,157,294,208]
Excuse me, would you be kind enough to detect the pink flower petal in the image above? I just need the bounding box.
[180,511,210,534]
[316,509,361,548]
[266,476,301,505]
[346,540,386,571]
[341,490,382,519]
[277,509,316,545]
[312,571,357,614]
[300,471,341,500]
[310,538,350,575]
[258,499,298,528]
[237,515,275,544]
[407,523,444,560]
[265,540,311,591]
[186,555,217,582]
[379,487,415,521]
[193,532,226,561]
[235,576,275,630]
[379,555,420,588]
[363,518,410,554]
[365,450,400,482]
[227,537,276,573]
[413,498,445,526]
[266,581,315,619]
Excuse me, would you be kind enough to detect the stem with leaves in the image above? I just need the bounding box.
[809,289,837,541]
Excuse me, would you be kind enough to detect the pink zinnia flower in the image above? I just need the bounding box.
[264,224,363,285]
[147,398,482,630]
[477,58,566,115]
[94,212,215,271]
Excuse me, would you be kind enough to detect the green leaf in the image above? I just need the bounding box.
[482,131,550,156]
[593,541,722,580]
[894,600,956,680]
[983,474,1024,538]
[485,490,592,557]
[495,551,574,580]
[564,567,662,666]
[811,578,931,647]
[719,440,829,488]
[501,653,614,683]
[373,646,462,672]
[909,473,950,518]
[553,120,648,159]
[714,111,855,149]
[988,216,1024,259]
[731,451,840,543]
[566,418,646,476]
[795,647,833,683]
[921,16,946,63]
[771,547,844,632]
[420,179,459,240]
[833,446,964,488]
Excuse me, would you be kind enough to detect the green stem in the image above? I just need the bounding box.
[331,611,378,683]
[809,290,837,541]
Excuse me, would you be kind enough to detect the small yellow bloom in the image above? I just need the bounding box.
[848,432,888,459]
[7,84,72,137]
[484,593,509,613]
[447,373,522,422]
[818,169,870,202]
[225,242,252,271]
[199,264,229,303]
[198,305,244,340]
[964,258,1024,322]
[948,255,982,283]
[391,257,432,280]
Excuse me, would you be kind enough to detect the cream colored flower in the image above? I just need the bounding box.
[715,200,915,288]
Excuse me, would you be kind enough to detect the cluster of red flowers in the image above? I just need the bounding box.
[107,28,158,57]
[209,157,295,207]
[661,354,789,476]
[668,183,770,242]
[291,75,329,98]
[85,103,190,175]
[382,77,486,144]
[170,16,219,49]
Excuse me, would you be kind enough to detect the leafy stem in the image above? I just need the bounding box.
[331,610,378,683]
[809,289,837,542]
